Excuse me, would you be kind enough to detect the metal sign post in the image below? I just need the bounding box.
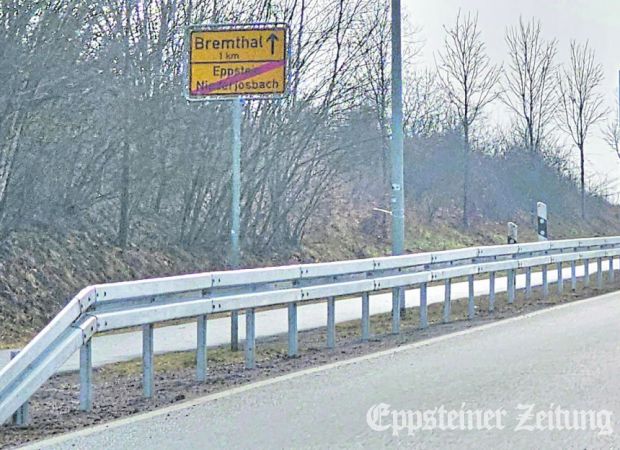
[229,98,242,351]
[187,23,290,351]
[231,97,242,267]
[391,0,406,326]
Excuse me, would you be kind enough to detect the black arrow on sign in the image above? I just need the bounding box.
[266,33,279,55]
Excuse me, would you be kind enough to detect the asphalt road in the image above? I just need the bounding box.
[31,290,620,449]
[0,261,596,372]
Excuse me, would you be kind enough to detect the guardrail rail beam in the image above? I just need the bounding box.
[2,237,620,424]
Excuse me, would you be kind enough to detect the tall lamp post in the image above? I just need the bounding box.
[390,0,406,329]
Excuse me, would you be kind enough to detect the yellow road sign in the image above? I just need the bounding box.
[188,25,288,99]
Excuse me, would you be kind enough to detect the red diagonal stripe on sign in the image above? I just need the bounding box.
[191,60,285,95]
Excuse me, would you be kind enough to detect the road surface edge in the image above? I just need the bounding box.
[21,290,620,449]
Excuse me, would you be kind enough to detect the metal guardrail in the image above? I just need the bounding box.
[1,236,620,425]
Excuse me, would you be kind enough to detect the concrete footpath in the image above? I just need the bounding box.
[0,262,603,372]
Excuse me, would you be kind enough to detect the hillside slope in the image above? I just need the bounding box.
[2,185,619,347]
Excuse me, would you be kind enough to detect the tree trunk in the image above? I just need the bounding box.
[462,122,470,228]
[579,143,585,219]
[0,113,22,223]
[118,142,130,248]
[118,0,132,249]
[528,120,535,154]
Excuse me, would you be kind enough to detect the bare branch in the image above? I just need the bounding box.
[503,17,558,154]
[557,40,608,218]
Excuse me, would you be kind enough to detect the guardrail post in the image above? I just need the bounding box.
[196,315,207,382]
[443,279,451,323]
[12,401,28,427]
[488,272,496,311]
[361,292,370,341]
[507,270,515,304]
[542,265,548,298]
[468,275,475,320]
[609,257,615,283]
[419,283,428,329]
[79,340,93,411]
[245,308,256,369]
[391,288,401,334]
[398,287,406,316]
[584,258,590,287]
[9,351,29,426]
[142,323,154,398]
[525,267,532,298]
[556,262,563,294]
[571,260,577,291]
[327,297,335,349]
[230,311,239,352]
[597,257,603,289]
[288,303,298,357]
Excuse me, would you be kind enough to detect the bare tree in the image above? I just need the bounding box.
[404,69,450,138]
[436,11,502,227]
[356,2,391,182]
[504,17,558,154]
[0,1,92,225]
[9,0,611,267]
[350,3,421,185]
[604,120,620,160]
[557,41,607,219]
[603,89,620,161]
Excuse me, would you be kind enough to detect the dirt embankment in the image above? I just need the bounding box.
[2,197,620,349]
[0,230,217,346]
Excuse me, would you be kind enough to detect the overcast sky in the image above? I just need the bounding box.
[404,0,619,198]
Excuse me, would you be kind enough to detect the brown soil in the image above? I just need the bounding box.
[3,194,619,350]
